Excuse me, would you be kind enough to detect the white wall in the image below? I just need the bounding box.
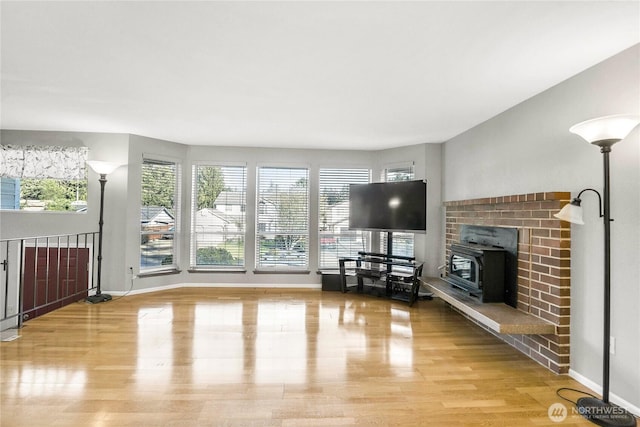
[442,44,640,409]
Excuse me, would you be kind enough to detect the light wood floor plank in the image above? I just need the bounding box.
[1,288,597,426]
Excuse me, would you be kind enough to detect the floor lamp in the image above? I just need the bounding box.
[554,114,639,427]
[86,160,123,304]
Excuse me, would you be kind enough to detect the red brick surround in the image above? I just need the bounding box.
[444,192,571,373]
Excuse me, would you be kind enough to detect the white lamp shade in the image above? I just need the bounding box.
[553,202,584,225]
[569,114,640,144]
[86,160,123,175]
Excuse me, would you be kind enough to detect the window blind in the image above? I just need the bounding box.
[256,166,309,270]
[318,167,370,269]
[191,164,246,268]
[140,158,180,271]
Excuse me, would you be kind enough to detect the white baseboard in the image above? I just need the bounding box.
[108,283,183,296]
[108,282,322,296]
[568,369,640,416]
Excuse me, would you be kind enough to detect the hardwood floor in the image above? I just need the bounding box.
[1,288,596,426]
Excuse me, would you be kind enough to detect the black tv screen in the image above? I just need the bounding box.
[348,180,427,233]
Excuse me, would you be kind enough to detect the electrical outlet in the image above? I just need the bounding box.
[610,336,616,355]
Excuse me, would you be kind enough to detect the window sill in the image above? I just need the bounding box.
[253,269,311,275]
[138,268,181,278]
[317,269,340,275]
[188,268,247,273]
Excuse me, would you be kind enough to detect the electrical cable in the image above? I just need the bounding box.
[556,387,599,406]
[82,271,136,304]
[108,273,136,302]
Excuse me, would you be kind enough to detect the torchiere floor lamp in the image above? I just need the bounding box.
[554,114,639,427]
[86,160,123,304]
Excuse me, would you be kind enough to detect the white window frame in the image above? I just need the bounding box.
[140,156,181,273]
[380,162,415,259]
[255,165,310,271]
[190,162,247,270]
[318,167,371,270]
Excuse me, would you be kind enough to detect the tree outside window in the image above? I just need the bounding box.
[191,165,246,268]
[140,158,179,270]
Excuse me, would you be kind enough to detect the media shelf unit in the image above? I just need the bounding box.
[422,277,555,335]
[338,251,429,306]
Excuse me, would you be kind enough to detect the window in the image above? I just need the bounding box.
[140,158,180,271]
[191,164,246,269]
[0,145,88,212]
[256,166,309,270]
[380,163,415,258]
[318,168,370,269]
[384,165,414,183]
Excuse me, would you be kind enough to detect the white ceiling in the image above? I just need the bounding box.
[1,1,639,150]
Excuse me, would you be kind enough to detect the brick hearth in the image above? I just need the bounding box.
[444,192,571,373]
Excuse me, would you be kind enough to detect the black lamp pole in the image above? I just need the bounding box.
[573,139,636,427]
[86,173,112,304]
[599,141,613,403]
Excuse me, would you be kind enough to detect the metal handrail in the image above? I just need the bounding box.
[1,232,99,331]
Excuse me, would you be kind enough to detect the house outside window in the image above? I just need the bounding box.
[256,166,309,270]
[140,157,180,271]
[191,164,246,269]
[318,167,370,269]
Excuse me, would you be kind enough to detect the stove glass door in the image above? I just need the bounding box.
[450,254,476,282]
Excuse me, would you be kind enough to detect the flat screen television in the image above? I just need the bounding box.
[348,180,427,233]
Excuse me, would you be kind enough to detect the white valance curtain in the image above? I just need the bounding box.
[0,145,88,179]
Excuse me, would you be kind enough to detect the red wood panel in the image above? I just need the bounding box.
[22,247,89,321]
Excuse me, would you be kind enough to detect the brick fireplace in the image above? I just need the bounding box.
[444,192,571,373]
